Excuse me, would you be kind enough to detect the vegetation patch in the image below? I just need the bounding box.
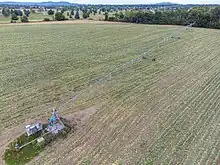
[3,131,44,165]
[3,118,72,165]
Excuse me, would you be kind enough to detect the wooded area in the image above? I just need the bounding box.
[107,7,220,29]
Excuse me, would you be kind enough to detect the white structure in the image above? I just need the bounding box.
[25,122,43,136]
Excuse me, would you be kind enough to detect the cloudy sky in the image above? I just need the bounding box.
[1,0,220,4]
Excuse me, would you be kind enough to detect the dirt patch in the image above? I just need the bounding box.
[64,105,99,128]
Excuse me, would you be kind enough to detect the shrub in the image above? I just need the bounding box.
[21,15,29,22]
[23,9,30,17]
[43,18,50,21]
[75,11,80,19]
[83,12,89,19]
[108,17,116,21]
[55,12,65,21]
[71,10,74,16]
[104,12,108,21]
[11,13,19,21]
[47,9,54,15]
[2,8,10,17]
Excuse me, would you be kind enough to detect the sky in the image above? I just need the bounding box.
[1,0,220,4]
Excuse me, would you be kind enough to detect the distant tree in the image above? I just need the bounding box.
[69,14,72,19]
[21,15,29,22]
[82,11,90,19]
[14,10,19,16]
[114,12,124,20]
[211,6,220,20]
[17,10,23,16]
[101,8,105,12]
[75,11,80,19]
[2,8,10,17]
[61,9,65,14]
[43,18,50,21]
[11,13,19,21]
[47,9,54,15]
[93,9,97,15]
[23,9,30,17]
[67,12,70,16]
[71,10,74,16]
[104,12,108,21]
[55,12,65,21]
[99,10,101,15]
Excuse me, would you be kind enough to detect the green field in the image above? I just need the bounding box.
[0,22,220,164]
[0,13,54,23]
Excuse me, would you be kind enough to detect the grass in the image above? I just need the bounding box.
[3,132,44,165]
[3,121,71,165]
[0,13,54,23]
[0,23,220,164]
[28,13,53,21]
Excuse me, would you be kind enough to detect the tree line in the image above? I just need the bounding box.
[47,8,97,21]
[2,8,30,22]
[106,6,220,29]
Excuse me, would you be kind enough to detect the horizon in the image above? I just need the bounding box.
[1,0,220,5]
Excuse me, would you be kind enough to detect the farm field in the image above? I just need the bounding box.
[0,22,220,164]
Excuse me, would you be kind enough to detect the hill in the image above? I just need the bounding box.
[0,1,73,6]
[156,2,178,5]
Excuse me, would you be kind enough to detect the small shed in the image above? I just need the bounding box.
[25,122,43,136]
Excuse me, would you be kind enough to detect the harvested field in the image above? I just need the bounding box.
[0,22,220,164]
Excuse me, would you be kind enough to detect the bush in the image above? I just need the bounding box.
[43,18,50,21]
[104,12,108,21]
[83,12,89,19]
[2,8,10,17]
[21,16,29,22]
[11,13,19,21]
[55,12,65,21]
[75,11,80,19]
[47,9,54,15]
[23,9,30,17]
[88,18,93,20]
[71,10,74,16]
[108,17,116,21]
